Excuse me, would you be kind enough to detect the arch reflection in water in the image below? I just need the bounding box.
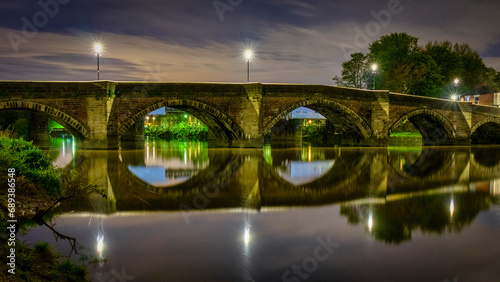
[128,140,209,187]
[266,144,336,186]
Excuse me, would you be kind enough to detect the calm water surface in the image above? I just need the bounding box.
[24,138,500,282]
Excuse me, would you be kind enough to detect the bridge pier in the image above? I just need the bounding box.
[230,138,264,148]
[32,114,50,142]
[120,117,146,150]
[360,136,389,147]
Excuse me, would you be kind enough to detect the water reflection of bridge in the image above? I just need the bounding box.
[56,145,500,214]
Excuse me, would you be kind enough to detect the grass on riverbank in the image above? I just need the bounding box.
[389,131,422,138]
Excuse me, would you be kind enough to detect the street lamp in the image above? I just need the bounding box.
[371,64,378,90]
[94,43,102,80]
[453,78,460,101]
[244,49,253,82]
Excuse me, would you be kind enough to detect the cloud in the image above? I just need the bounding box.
[0,0,499,84]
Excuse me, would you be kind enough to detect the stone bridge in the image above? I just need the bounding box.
[2,81,500,149]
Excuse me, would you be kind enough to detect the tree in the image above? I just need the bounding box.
[453,43,488,92]
[405,53,443,97]
[424,41,462,86]
[333,52,369,88]
[334,32,497,97]
[369,33,424,93]
[484,67,500,90]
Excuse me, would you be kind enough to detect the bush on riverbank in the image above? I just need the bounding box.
[0,131,61,196]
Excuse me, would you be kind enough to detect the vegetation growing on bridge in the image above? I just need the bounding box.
[333,32,500,98]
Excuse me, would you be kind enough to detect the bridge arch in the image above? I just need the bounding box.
[471,118,500,144]
[118,99,246,142]
[262,98,373,142]
[389,108,456,145]
[0,100,90,140]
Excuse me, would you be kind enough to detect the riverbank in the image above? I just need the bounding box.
[0,132,89,281]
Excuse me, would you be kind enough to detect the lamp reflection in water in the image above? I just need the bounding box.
[97,234,104,254]
[241,212,254,281]
[450,199,455,216]
[368,213,373,232]
[95,217,105,264]
[244,225,250,245]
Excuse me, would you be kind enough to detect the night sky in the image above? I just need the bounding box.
[1,0,499,84]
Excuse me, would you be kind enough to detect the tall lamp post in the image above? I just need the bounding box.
[94,43,102,80]
[245,49,253,82]
[453,78,460,101]
[371,64,378,90]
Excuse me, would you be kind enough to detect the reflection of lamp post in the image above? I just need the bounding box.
[368,213,373,231]
[245,49,253,82]
[371,64,378,90]
[94,43,102,80]
[450,199,454,216]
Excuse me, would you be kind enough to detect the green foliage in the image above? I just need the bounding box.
[34,242,55,260]
[145,113,209,140]
[370,32,420,72]
[57,260,87,278]
[0,131,61,195]
[424,41,462,85]
[333,52,369,88]
[336,32,497,97]
[107,89,121,98]
[0,111,32,139]
[389,132,422,138]
[13,118,30,139]
[49,118,64,131]
[453,43,488,91]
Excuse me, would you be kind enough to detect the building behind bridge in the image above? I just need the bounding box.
[460,86,500,107]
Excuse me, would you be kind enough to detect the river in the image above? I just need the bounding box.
[23,137,500,282]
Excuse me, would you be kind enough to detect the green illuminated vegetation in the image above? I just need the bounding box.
[48,118,64,131]
[145,112,208,140]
